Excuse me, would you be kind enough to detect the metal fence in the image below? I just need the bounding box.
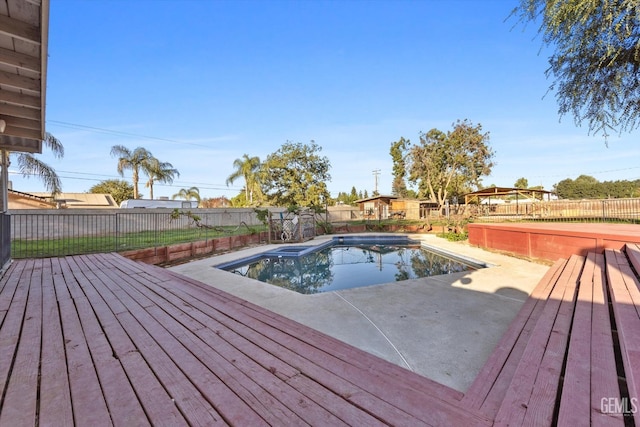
[8,199,640,259]
[327,198,640,223]
[1,213,9,267]
[268,212,317,243]
[467,198,640,223]
[10,208,270,259]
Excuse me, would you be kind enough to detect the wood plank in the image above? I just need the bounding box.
[74,295,150,425]
[0,259,26,326]
[0,259,43,426]
[61,257,187,426]
[520,255,582,426]
[0,13,41,43]
[145,304,337,426]
[38,258,74,426]
[557,252,595,426]
[59,296,112,427]
[77,255,261,426]
[0,260,26,309]
[590,253,625,426]
[51,253,74,302]
[494,255,583,426]
[63,256,128,315]
[626,243,640,276]
[463,258,567,414]
[0,259,33,406]
[94,257,313,426]
[605,248,640,426]
[115,311,235,426]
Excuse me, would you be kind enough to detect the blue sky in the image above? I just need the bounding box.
[10,0,640,200]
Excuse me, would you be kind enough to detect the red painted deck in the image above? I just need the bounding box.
[1,239,639,425]
[0,253,488,426]
[468,222,640,261]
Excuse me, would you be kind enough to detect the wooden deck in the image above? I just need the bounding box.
[468,222,640,261]
[0,253,489,426]
[1,243,640,425]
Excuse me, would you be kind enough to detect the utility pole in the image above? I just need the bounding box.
[372,169,380,195]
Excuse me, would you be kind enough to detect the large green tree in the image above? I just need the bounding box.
[390,137,410,198]
[409,120,494,208]
[554,175,640,199]
[144,157,180,200]
[226,154,262,206]
[110,145,153,199]
[14,132,64,195]
[259,141,331,207]
[513,0,640,138]
[514,177,529,189]
[88,179,134,205]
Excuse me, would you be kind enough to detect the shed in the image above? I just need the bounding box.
[465,187,554,205]
[355,195,397,219]
[465,187,555,216]
[390,198,439,220]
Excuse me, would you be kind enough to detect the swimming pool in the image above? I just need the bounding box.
[216,236,486,294]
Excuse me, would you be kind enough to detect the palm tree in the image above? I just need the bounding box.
[172,186,200,203]
[14,132,64,196]
[110,145,153,199]
[144,157,180,200]
[226,154,260,204]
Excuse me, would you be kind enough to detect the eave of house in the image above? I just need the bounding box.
[0,0,48,154]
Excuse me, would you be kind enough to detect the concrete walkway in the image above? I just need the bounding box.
[169,234,549,392]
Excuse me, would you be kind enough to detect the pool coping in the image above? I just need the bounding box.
[215,235,491,293]
[168,233,549,392]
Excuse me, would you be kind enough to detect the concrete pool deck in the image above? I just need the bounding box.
[168,233,549,392]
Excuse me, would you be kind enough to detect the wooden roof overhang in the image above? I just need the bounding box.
[464,187,555,204]
[0,0,49,154]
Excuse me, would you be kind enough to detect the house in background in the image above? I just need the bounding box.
[29,192,117,209]
[8,190,117,209]
[8,189,56,209]
[390,199,439,220]
[355,195,397,219]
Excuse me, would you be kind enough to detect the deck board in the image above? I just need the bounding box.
[493,255,583,425]
[39,259,74,427]
[0,259,43,426]
[0,259,33,426]
[556,252,594,426]
[606,248,640,426]
[60,257,196,426]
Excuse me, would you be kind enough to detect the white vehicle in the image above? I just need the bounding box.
[119,199,198,209]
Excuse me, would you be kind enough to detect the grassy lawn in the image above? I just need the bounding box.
[12,225,268,259]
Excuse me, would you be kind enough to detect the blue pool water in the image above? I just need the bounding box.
[217,236,483,294]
